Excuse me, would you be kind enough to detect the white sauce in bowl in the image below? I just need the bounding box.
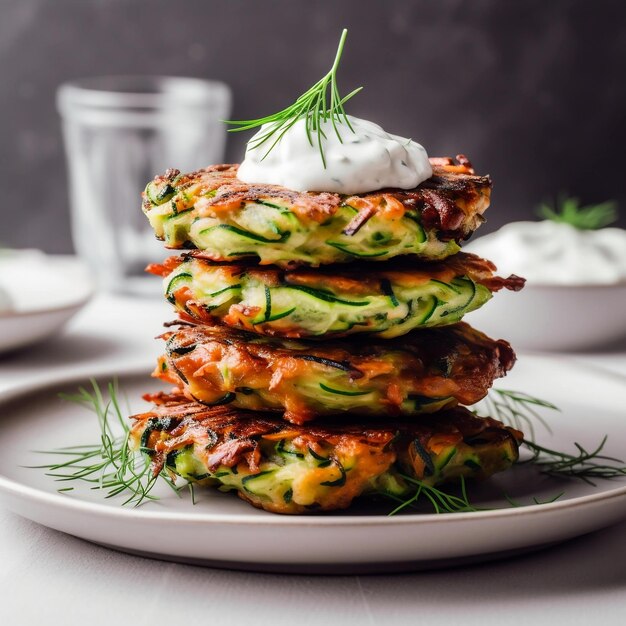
[466,221,626,285]
[0,250,93,313]
[237,115,432,194]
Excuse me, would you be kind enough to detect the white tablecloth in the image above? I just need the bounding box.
[1,294,625,626]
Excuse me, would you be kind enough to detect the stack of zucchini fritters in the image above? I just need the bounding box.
[132,156,525,514]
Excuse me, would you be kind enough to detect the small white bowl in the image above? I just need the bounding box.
[466,282,626,352]
[0,254,94,354]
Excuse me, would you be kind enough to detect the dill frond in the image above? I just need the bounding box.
[226,29,362,167]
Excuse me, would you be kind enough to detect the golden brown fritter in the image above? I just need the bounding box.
[147,252,524,339]
[130,393,523,514]
[154,322,515,424]
[142,156,491,267]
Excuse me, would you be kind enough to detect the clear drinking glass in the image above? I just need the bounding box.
[57,76,231,295]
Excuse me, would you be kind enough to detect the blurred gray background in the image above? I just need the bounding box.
[2,0,625,253]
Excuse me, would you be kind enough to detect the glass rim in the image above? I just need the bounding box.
[57,75,231,111]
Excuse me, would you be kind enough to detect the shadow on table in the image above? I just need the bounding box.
[168,521,626,591]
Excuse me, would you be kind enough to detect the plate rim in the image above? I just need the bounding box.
[0,358,625,528]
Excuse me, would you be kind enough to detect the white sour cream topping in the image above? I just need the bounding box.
[466,221,626,285]
[237,115,432,194]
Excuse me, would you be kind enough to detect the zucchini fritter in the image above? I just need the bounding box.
[148,252,524,339]
[130,393,523,514]
[142,156,491,267]
[154,322,515,424]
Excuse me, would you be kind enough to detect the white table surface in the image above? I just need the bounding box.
[1,293,625,626]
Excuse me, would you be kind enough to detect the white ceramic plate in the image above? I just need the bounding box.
[0,356,624,573]
[0,254,94,353]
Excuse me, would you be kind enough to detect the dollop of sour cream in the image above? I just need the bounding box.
[237,115,432,195]
[466,221,626,285]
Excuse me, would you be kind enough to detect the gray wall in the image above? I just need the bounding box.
[2,0,625,253]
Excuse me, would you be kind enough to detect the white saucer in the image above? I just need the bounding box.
[0,254,93,353]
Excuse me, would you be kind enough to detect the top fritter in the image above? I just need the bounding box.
[142,156,491,268]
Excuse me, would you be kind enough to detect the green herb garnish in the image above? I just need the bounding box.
[523,437,626,485]
[32,382,626,513]
[504,492,564,507]
[537,194,618,230]
[29,381,177,506]
[382,390,626,515]
[479,388,557,441]
[226,28,362,167]
[477,389,626,483]
[382,475,479,516]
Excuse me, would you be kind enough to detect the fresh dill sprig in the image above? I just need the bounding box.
[523,437,626,486]
[477,388,558,441]
[537,194,618,230]
[380,475,480,516]
[31,382,626,514]
[30,380,177,507]
[382,388,626,515]
[476,388,626,483]
[503,492,564,507]
[225,28,362,167]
